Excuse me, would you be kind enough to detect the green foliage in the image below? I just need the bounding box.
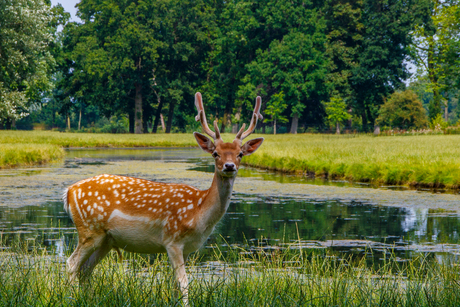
[376,90,428,129]
[0,0,55,125]
[236,1,329,129]
[325,97,352,126]
[60,0,215,134]
[79,116,129,134]
[1,0,455,134]
[264,92,288,134]
[349,0,431,130]
[411,0,460,120]
[430,113,449,131]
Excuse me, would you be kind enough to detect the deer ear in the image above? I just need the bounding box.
[194,132,216,154]
[242,138,264,156]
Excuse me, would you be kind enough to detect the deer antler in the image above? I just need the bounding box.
[195,92,221,140]
[235,96,263,141]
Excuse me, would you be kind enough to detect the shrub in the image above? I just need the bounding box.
[429,113,449,131]
[376,90,428,129]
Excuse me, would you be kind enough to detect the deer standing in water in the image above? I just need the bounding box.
[63,92,264,304]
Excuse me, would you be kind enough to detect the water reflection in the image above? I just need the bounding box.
[1,195,460,264]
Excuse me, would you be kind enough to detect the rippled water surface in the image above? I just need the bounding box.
[1,148,459,265]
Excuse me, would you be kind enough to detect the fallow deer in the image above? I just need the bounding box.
[63,92,264,304]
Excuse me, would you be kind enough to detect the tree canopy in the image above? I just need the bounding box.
[3,0,458,133]
[0,0,55,128]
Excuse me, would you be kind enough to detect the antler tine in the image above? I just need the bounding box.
[213,119,221,140]
[195,92,217,139]
[236,96,263,140]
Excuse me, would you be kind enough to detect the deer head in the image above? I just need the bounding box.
[193,92,264,178]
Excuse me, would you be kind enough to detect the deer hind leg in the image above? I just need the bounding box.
[67,233,107,282]
[166,245,189,305]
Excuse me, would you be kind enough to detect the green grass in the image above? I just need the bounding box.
[0,130,195,169]
[0,143,65,169]
[244,134,460,189]
[1,243,459,306]
[0,130,196,148]
[2,131,460,188]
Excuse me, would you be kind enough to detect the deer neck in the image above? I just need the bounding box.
[201,172,235,226]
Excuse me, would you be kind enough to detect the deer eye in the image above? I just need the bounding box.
[212,152,220,158]
[238,152,244,158]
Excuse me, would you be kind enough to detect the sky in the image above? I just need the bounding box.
[51,0,80,22]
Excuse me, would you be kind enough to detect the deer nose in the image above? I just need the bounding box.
[224,163,236,171]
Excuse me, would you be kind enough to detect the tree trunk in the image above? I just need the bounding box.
[428,38,441,120]
[232,109,241,133]
[347,108,352,129]
[78,107,82,130]
[134,83,143,134]
[273,118,277,135]
[152,95,164,133]
[444,99,448,121]
[52,99,56,128]
[220,112,228,133]
[232,123,239,134]
[128,109,134,133]
[336,122,340,134]
[166,100,175,133]
[290,114,298,134]
[160,114,166,131]
[67,114,71,130]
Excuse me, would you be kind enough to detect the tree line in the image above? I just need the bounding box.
[1,0,459,133]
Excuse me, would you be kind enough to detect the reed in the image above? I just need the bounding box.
[0,242,459,306]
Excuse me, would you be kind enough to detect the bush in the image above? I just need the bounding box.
[376,90,428,129]
[429,113,449,131]
[79,116,129,133]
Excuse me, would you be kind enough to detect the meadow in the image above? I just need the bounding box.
[245,133,460,189]
[0,242,459,306]
[2,130,460,188]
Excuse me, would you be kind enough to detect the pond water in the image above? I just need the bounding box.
[0,148,459,266]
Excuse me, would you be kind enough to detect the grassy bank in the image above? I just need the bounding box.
[0,143,65,169]
[244,134,460,189]
[0,244,459,306]
[2,131,460,188]
[0,131,196,148]
[0,130,195,169]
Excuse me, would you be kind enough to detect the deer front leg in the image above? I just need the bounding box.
[79,240,113,281]
[67,234,106,282]
[167,245,189,305]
